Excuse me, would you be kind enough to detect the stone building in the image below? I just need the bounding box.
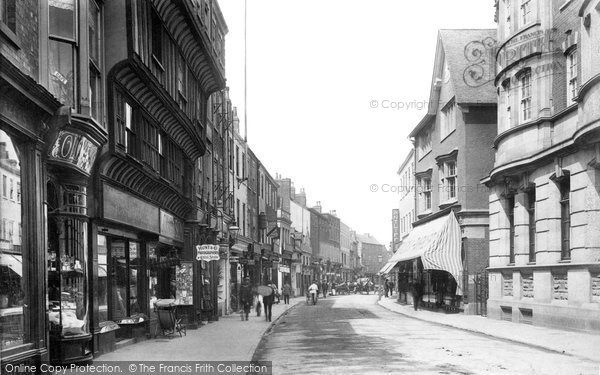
[484,0,600,331]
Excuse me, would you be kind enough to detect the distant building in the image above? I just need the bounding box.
[357,233,389,278]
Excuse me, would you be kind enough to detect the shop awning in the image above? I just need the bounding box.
[378,261,396,275]
[380,212,463,294]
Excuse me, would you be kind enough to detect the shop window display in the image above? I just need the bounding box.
[0,129,28,350]
[47,181,92,363]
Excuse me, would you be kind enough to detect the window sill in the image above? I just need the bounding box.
[0,23,20,49]
[440,129,456,143]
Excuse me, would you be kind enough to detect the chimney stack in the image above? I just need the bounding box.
[296,188,307,206]
[314,201,322,213]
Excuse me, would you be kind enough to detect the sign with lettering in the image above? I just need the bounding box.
[195,244,220,261]
[279,265,290,274]
[229,256,240,263]
[175,262,193,305]
[49,130,98,175]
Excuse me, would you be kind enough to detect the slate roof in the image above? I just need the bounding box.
[438,29,497,105]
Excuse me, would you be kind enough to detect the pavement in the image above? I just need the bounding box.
[97,297,302,362]
[378,295,600,363]
[254,294,599,374]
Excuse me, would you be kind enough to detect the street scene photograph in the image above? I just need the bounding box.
[1,0,600,374]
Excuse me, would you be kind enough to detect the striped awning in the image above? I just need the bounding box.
[380,212,463,295]
[378,261,397,275]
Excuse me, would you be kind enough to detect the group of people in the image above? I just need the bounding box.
[238,277,294,322]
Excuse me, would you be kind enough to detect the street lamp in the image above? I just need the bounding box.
[228,222,240,247]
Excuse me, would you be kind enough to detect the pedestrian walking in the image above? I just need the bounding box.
[384,278,389,298]
[282,282,292,305]
[410,280,423,311]
[321,281,328,298]
[239,277,253,321]
[261,280,277,322]
[388,280,394,297]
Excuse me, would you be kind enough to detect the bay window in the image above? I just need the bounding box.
[88,0,103,122]
[49,0,77,108]
[520,70,532,123]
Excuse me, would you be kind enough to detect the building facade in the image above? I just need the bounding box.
[357,234,389,278]
[290,191,312,295]
[484,0,600,331]
[0,0,228,366]
[405,29,497,314]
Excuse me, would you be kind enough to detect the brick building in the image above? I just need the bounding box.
[484,0,600,331]
[384,29,497,314]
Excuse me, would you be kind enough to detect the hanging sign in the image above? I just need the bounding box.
[48,130,98,175]
[229,256,240,263]
[195,244,220,261]
[279,265,290,274]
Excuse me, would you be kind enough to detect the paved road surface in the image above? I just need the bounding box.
[252,294,598,374]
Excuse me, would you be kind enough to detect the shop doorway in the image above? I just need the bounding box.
[474,270,488,317]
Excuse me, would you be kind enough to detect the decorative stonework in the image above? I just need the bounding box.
[503,274,513,297]
[521,274,534,298]
[592,274,600,301]
[553,273,568,300]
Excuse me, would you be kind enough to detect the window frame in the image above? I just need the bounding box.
[520,70,532,123]
[566,49,578,103]
[48,0,78,109]
[441,102,456,140]
[527,187,536,263]
[507,195,516,264]
[559,179,571,260]
[520,0,532,27]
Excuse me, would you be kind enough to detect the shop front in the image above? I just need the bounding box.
[92,182,189,354]
[380,212,463,313]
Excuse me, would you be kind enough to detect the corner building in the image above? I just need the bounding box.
[484,0,600,331]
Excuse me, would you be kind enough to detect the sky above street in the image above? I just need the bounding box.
[218,0,496,248]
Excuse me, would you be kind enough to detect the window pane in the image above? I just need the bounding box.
[90,66,101,121]
[49,40,75,108]
[0,129,27,350]
[49,0,76,40]
[88,0,100,65]
[129,242,141,315]
[110,240,127,319]
[97,235,108,322]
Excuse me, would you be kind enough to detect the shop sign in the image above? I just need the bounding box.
[160,210,184,242]
[279,265,290,274]
[48,130,98,175]
[195,244,220,261]
[103,183,160,233]
[247,259,255,265]
[229,256,240,263]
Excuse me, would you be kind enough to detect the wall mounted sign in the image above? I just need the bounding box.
[103,183,160,233]
[229,256,240,263]
[48,130,98,175]
[175,262,193,305]
[160,210,184,242]
[279,265,290,274]
[195,244,220,261]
